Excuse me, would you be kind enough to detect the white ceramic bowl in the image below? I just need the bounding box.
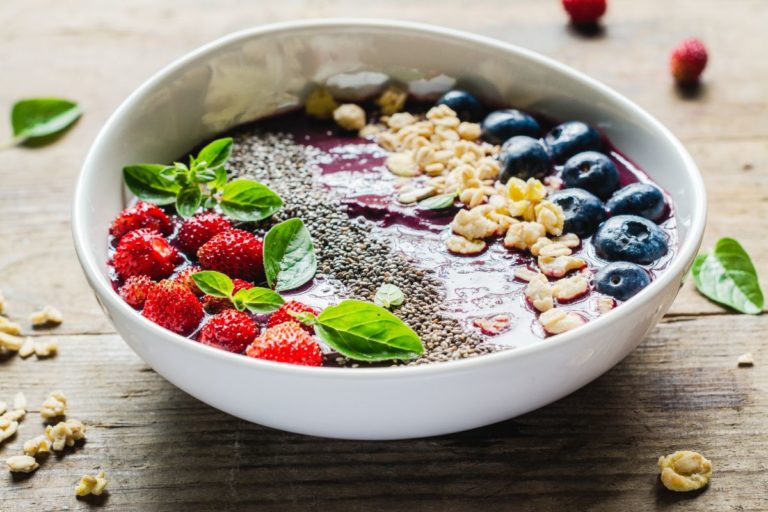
[73,20,706,440]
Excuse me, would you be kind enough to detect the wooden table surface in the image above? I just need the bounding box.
[2,1,767,510]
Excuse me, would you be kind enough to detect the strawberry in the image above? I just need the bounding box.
[174,266,203,296]
[246,321,323,366]
[670,38,708,84]
[113,228,179,280]
[110,201,172,241]
[202,278,253,313]
[198,309,259,353]
[119,275,155,309]
[176,212,232,255]
[142,279,204,335]
[562,0,606,24]
[267,300,319,334]
[197,229,265,282]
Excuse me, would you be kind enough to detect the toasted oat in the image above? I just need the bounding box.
[737,352,754,367]
[0,419,19,443]
[45,418,86,451]
[445,235,486,255]
[504,222,547,251]
[457,122,482,141]
[376,85,408,116]
[2,409,25,422]
[40,390,67,420]
[18,337,34,358]
[0,332,23,351]
[473,314,513,335]
[538,242,572,258]
[552,275,589,302]
[385,152,420,177]
[386,112,417,131]
[23,435,52,457]
[304,86,338,119]
[514,267,542,282]
[75,471,108,497]
[534,200,565,236]
[30,305,63,327]
[333,103,366,131]
[358,123,385,138]
[658,451,712,492]
[595,295,616,314]
[526,275,554,312]
[538,255,587,278]
[34,339,58,358]
[0,316,21,335]
[539,308,585,335]
[451,208,498,240]
[6,455,39,473]
[553,232,581,248]
[398,186,436,204]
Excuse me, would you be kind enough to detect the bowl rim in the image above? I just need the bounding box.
[72,18,707,379]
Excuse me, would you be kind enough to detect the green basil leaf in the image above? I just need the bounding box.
[418,192,457,210]
[264,218,317,292]
[314,300,423,361]
[196,137,233,170]
[176,185,202,218]
[220,179,283,222]
[10,98,81,144]
[211,167,228,190]
[290,311,318,325]
[373,284,405,309]
[194,167,217,183]
[191,271,234,298]
[232,287,284,314]
[123,164,180,205]
[693,237,764,315]
[159,165,179,179]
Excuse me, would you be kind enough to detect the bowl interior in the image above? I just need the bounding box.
[76,20,703,335]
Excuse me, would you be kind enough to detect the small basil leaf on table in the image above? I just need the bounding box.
[220,178,283,221]
[123,164,180,205]
[374,284,405,309]
[196,137,233,170]
[10,98,81,145]
[692,237,764,314]
[419,192,458,210]
[232,287,285,314]
[191,271,234,298]
[314,300,424,361]
[176,186,202,218]
[264,218,317,292]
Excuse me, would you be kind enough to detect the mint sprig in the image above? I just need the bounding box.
[122,137,282,220]
[264,219,317,292]
[191,271,284,314]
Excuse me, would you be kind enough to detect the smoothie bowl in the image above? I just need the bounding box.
[72,20,706,440]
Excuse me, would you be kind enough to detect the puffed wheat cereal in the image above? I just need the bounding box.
[658,451,712,492]
[376,85,408,116]
[552,275,589,302]
[30,305,63,327]
[539,308,585,335]
[0,316,21,335]
[6,455,39,473]
[525,275,554,312]
[40,390,67,420]
[45,418,86,451]
[333,104,366,131]
[23,435,51,457]
[445,235,487,255]
[737,352,754,367]
[34,339,58,358]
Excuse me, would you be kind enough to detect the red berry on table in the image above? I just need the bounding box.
[110,201,172,241]
[202,278,253,313]
[670,38,708,84]
[119,275,155,309]
[198,309,259,353]
[142,280,204,335]
[174,266,203,296]
[176,212,232,255]
[113,228,179,280]
[246,321,323,366]
[267,300,319,334]
[562,0,607,24]
[197,228,265,282]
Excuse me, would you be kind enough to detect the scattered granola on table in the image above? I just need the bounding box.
[6,455,39,474]
[658,450,713,492]
[40,390,68,420]
[30,305,64,327]
[75,471,108,497]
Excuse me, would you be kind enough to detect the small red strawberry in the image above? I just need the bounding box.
[110,201,172,241]
[198,309,259,353]
[197,229,264,282]
[113,228,179,280]
[246,321,323,366]
[119,275,155,309]
[174,266,203,296]
[267,300,319,334]
[142,279,204,335]
[176,212,232,255]
[202,278,253,313]
[670,38,708,84]
[562,0,606,24]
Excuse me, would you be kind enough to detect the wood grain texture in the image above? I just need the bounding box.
[1,0,767,510]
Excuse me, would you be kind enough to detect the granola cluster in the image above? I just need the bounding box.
[658,451,713,492]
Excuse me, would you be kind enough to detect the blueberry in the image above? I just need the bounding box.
[594,262,652,301]
[549,188,606,238]
[561,151,620,199]
[606,183,667,222]
[544,121,602,164]
[436,90,484,122]
[593,215,668,264]
[499,136,552,183]
[481,109,541,144]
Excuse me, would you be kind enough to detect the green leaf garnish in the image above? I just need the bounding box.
[176,186,202,218]
[123,164,181,205]
[312,300,423,361]
[9,98,81,146]
[374,284,405,309]
[692,237,764,314]
[418,192,458,210]
[263,218,317,292]
[196,137,233,170]
[220,179,284,222]
[232,287,285,314]
[191,271,234,298]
